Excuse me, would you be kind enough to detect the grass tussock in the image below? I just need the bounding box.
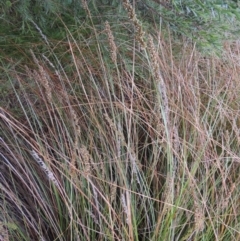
[1,4,240,241]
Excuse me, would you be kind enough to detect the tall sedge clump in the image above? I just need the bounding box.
[30,50,52,103]
[69,106,81,179]
[104,113,141,176]
[188,178,205,233]
[220,181,236,211]
[122,0,146,49]
[148,35,169,126]
[121,191,134,241]
[31,150,59,188]
[147,33,170,174]
[81,0,91,18]
[79,145,92,178]
[105,21,117,64]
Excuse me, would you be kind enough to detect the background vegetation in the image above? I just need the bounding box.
[1,0,240,240]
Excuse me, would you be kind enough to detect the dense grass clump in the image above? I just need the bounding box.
[1,2,240,241]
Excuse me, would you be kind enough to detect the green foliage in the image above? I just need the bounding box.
[0,0,240,59]
[131,0,240,52]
